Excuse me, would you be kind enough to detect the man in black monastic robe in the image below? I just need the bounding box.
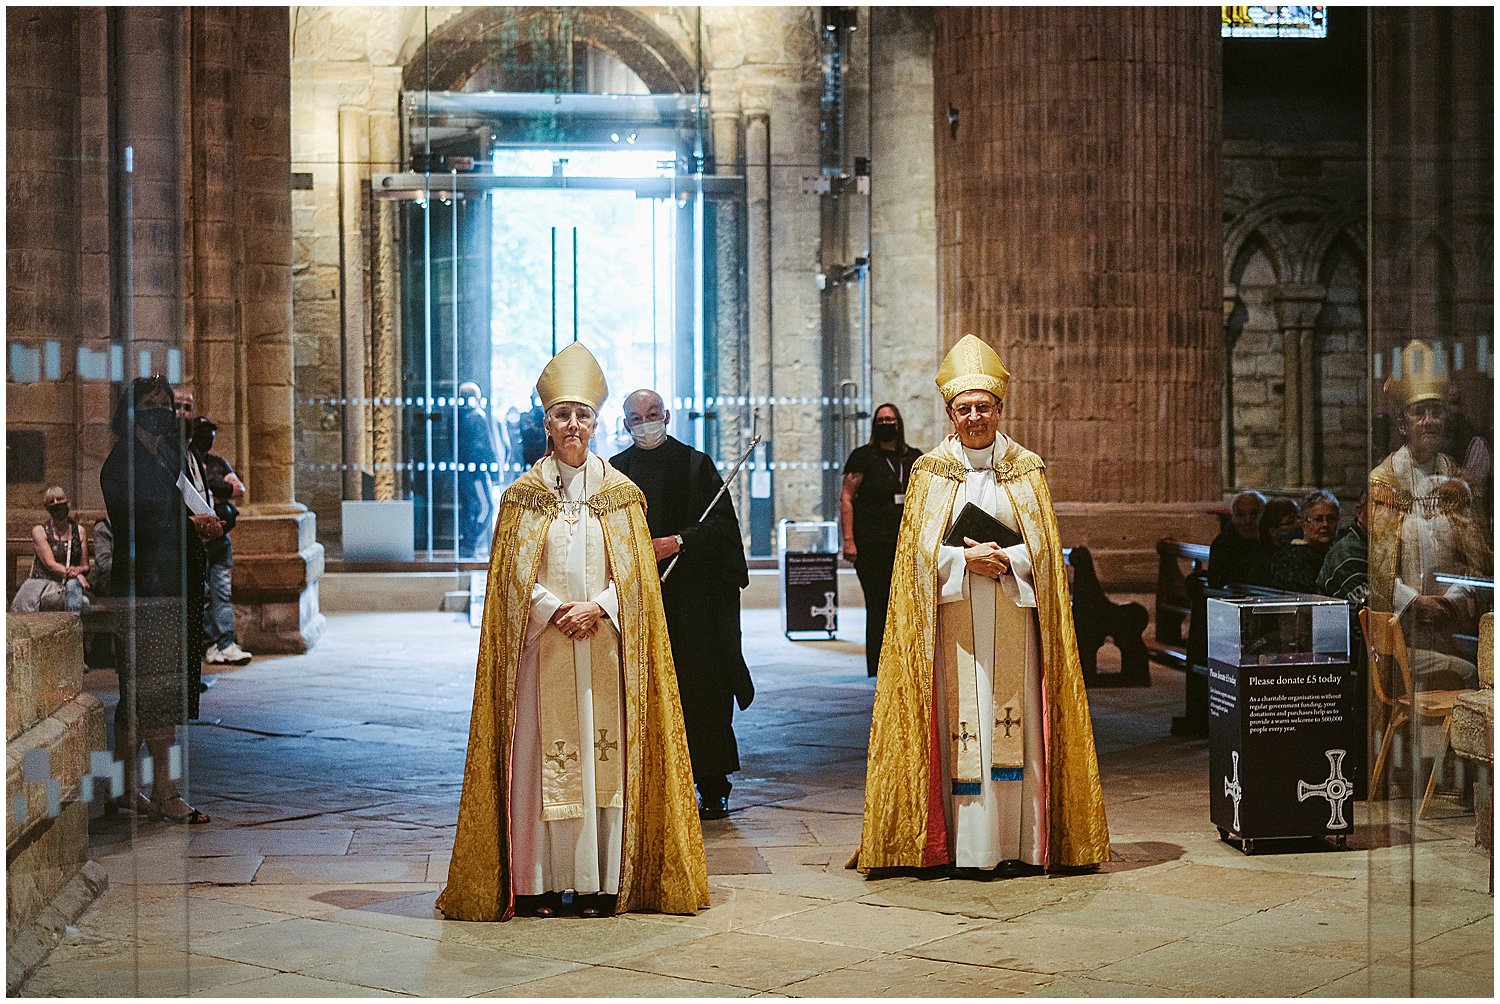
[613,389,754,819]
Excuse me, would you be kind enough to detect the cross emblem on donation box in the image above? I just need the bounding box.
[952,720,978,753]
[544,740,578,773]
[997,706,1019,738]
[809,591,837,631]
[595,728,618,763]
[1224,750,1243,831]
[1297,749,1353,829]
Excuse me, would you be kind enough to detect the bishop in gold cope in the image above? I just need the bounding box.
[853,335,1109,876]
[438,342,708,921]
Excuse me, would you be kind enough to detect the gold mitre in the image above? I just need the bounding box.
[1383,339,1447,411]
[935,334,1010,404]
[536,342,609,411]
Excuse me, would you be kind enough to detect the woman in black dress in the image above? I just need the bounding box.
[100,376,223,823]
[840,404,923,676]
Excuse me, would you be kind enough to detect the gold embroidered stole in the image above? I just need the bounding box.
[939,439,1032,789]
[1369,448,1492,614]
[535,456,624,820]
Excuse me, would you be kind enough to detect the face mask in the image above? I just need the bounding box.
[874,423,898,443]
[136,407,177,438]
[47,503,69,521]
[630,420,668,450]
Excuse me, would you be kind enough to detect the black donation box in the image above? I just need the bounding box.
[1207,595,1356,854]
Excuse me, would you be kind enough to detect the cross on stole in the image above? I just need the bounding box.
[1297,748,1353,829]
[544,740,579,772]
[952,720,978,752]
[1224,750,1244,831]
[595,728,618,763]
[998,706,1019,738]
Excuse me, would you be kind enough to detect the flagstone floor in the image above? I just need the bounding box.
[19,609,1494,997]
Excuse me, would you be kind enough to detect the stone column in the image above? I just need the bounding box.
[186,8,323,652]
[932,7,1224,587]
[1275,286,1326,489]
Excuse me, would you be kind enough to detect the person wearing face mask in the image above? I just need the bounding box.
[439,346,707,922]
[852,336,1108,880]
[100,375,224,824]
[610,388,753,821]
[10,486,91,613]
[1241,496,1300,587]
[189,416,252,667]
[841,403,924,677]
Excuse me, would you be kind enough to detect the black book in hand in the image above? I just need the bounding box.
[943,502,1023,550]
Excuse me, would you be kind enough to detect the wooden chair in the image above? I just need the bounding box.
[1360,607,1471,816]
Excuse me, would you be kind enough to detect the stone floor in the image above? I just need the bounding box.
[17,609,1494,997]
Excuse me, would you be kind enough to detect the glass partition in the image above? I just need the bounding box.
[292,6,873,566]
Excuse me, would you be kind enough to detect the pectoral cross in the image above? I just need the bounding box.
[545,740,579,773]
[595,728,618,763]
[997,706,1019,738]
[952,720,977,753]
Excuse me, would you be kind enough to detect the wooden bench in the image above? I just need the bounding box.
[1069,546,1151,687]
[1149,538,1210,671]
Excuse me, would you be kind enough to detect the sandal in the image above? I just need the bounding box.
[151,796,211,825]
[109,791,153,817]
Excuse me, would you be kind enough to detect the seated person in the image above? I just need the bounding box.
[1207,490,1265,588]
[11,486,90,613]
[1317,491,1368,607]
[1271,490,1341,594]
[1242,496,1300,587]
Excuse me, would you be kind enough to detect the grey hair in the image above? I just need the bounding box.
[1298,488,1340,515]
[1231,489,1266,508]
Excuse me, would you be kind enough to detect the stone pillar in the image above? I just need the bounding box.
[932,7,1224,587]
[5,7,85,524]
[1275,286,1326,489]
[185,8,323,652]
[1370,8,1493,456]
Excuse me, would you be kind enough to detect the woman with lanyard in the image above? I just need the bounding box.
[841,404,923,676]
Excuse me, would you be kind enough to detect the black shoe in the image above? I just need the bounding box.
[698,795,729,820]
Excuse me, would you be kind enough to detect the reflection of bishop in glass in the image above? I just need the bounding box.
[1369,339,1493,689]
[853,335,1109,876]
[437,342,708,921]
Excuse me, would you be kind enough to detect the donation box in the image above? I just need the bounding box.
[778,519,839,639]
[1207,595,1356,853]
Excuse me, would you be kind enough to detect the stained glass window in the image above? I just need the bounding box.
[1222,5,1328,39]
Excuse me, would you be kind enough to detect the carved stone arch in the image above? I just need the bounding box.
[1224,194,1340,286]
[1306,203,1367,275]
[403,6,699,94]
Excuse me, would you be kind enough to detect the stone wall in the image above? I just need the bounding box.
[1221,18,1368,500]
[5,614,108,994]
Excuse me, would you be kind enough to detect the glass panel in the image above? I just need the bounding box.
[1365,7,1495,995]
